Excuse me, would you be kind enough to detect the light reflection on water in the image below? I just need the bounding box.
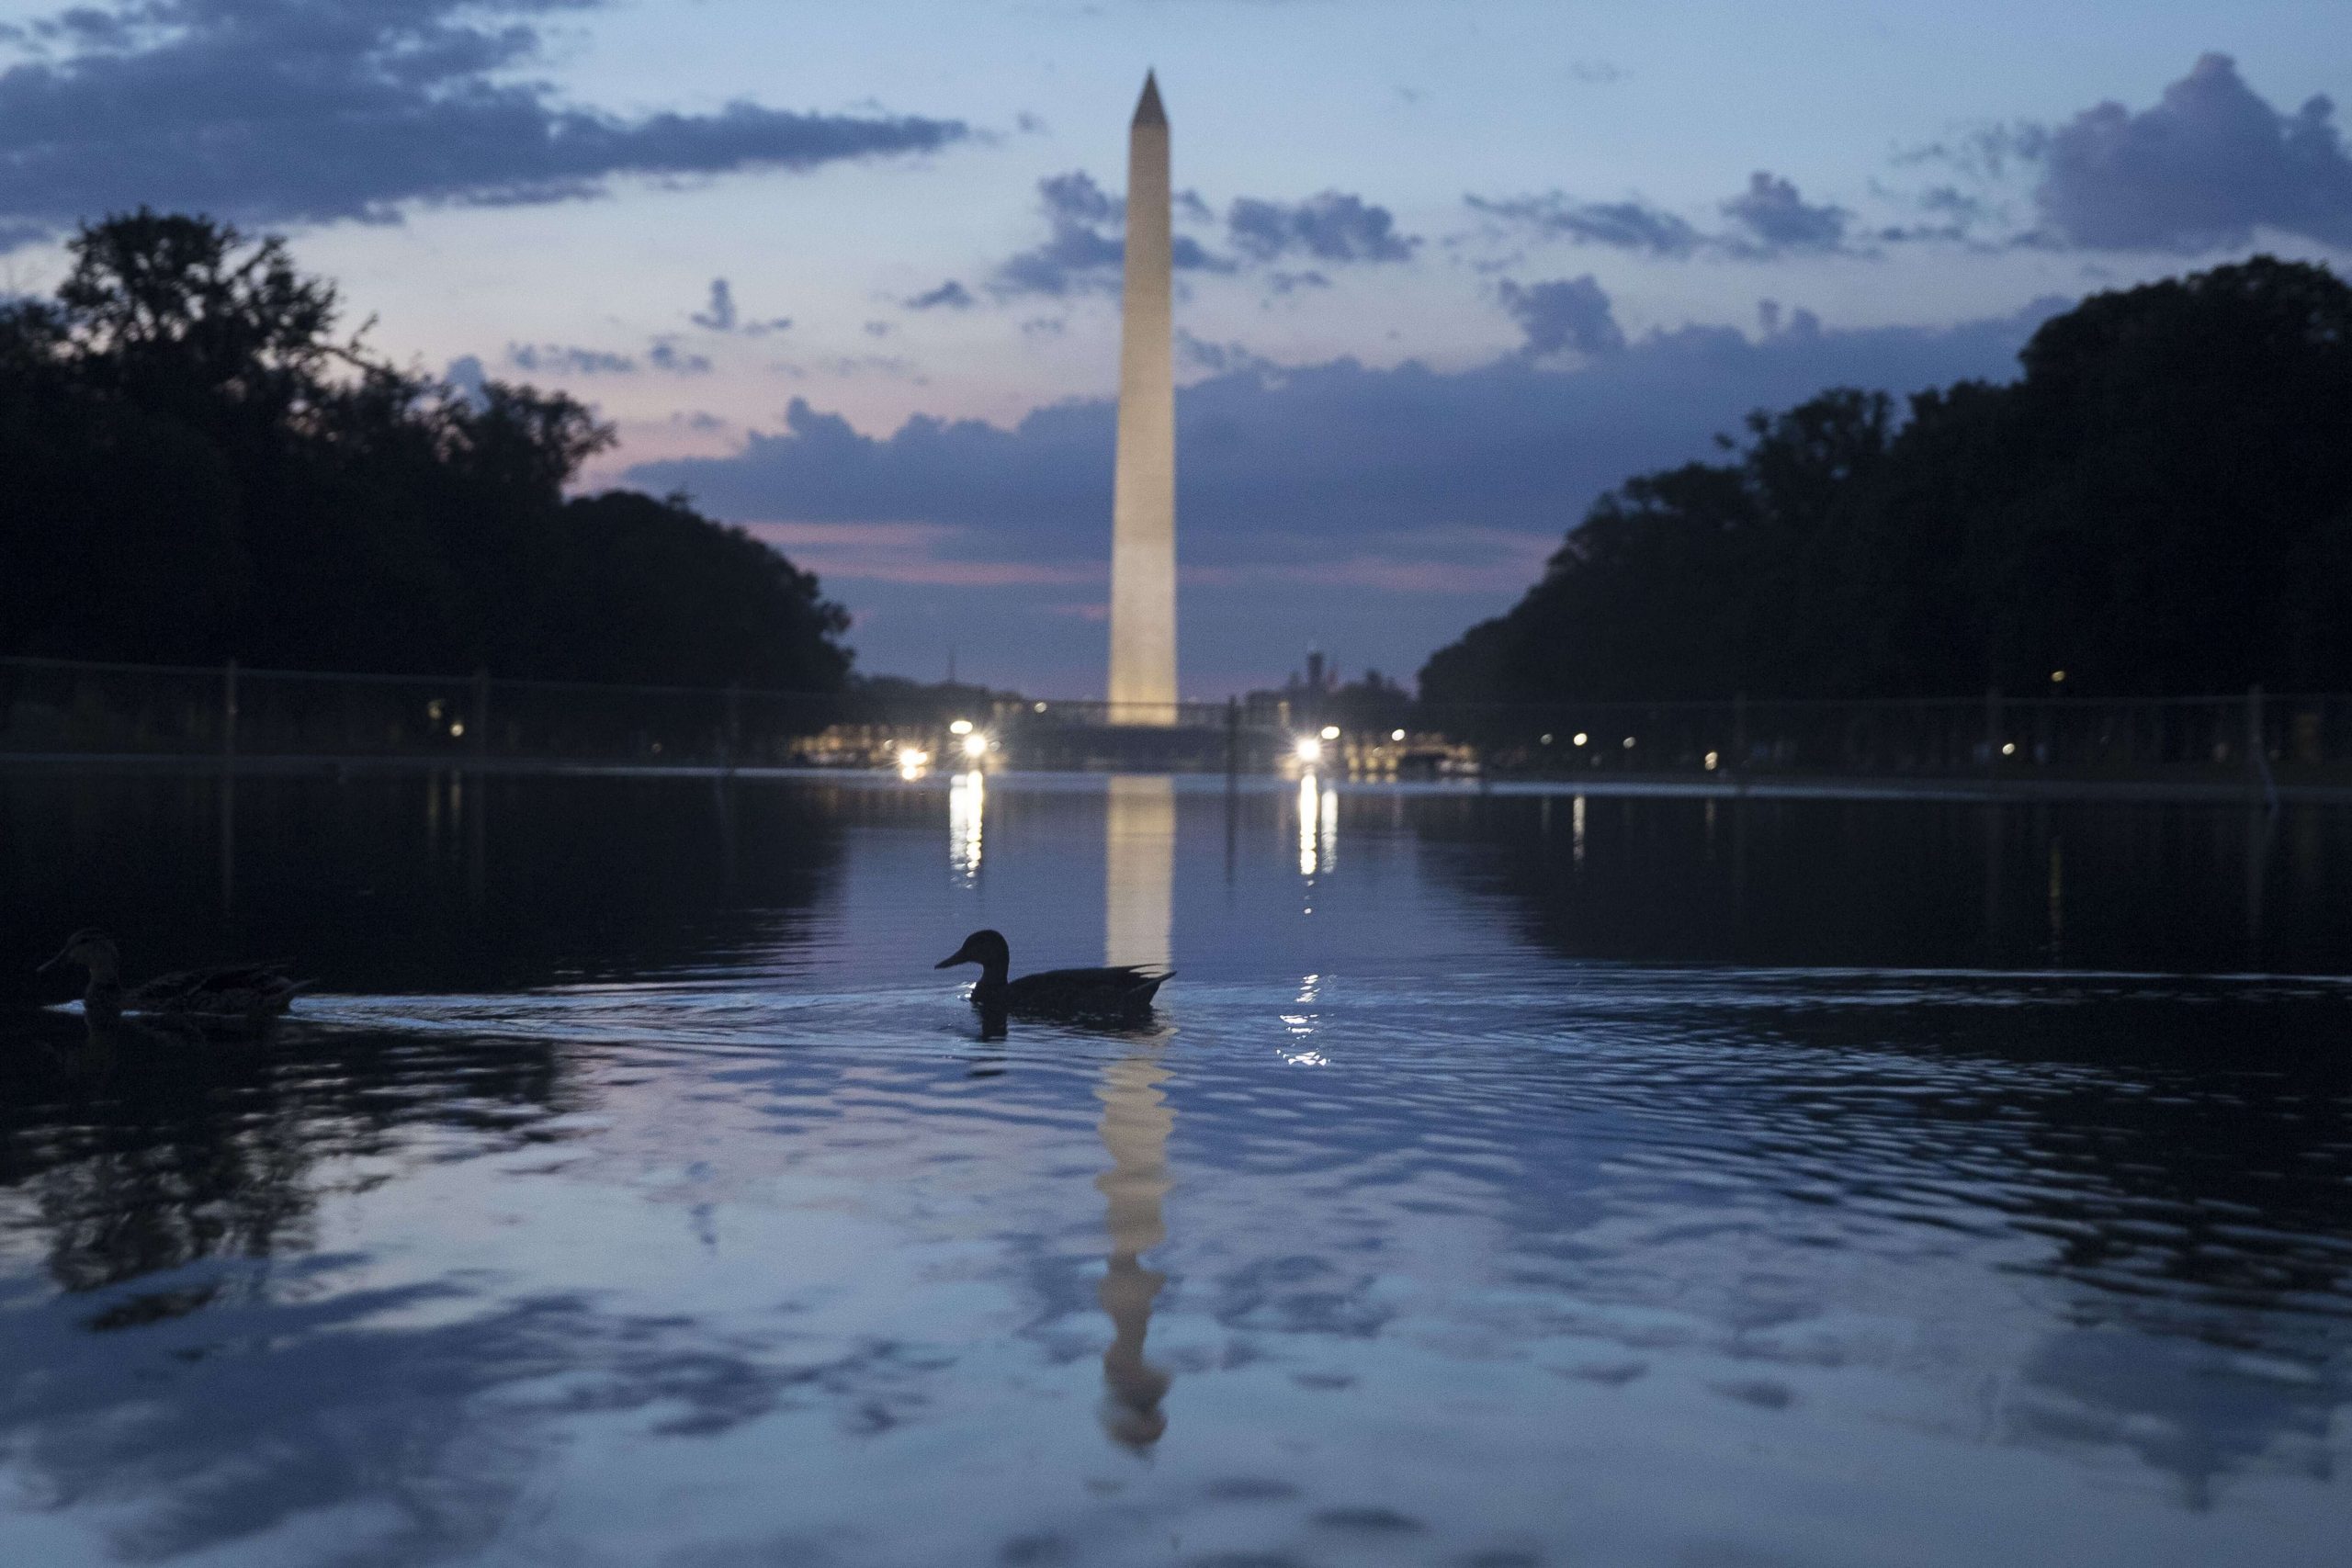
[0,772,2347,1565]
[948,767,985,880]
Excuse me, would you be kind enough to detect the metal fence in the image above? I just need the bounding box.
[6,656,2350,788]
[1395,690,2352,786]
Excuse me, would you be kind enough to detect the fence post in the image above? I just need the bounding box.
[724,682,742,772]
[2246,683,2274,807]
[221,660,238,766]
[1732,692,1747,778]
[1225,695,1240,778]
[470,667,489,770]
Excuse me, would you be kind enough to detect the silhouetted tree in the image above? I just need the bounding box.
[1421,257,2352,702]
[0,211,852,689]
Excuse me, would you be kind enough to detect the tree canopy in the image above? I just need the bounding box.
[1420,257,2352,703]
[1,211,850,689]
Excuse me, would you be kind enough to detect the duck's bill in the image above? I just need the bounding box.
[36,947,69,974]
[934,953,967,969]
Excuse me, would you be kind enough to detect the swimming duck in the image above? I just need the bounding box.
[40,929,308,1027]
[935,929,1170,1020]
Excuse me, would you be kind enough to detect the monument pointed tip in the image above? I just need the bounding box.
[1132,71,1166,128]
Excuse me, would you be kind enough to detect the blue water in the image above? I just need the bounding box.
[0,772,2346,1565]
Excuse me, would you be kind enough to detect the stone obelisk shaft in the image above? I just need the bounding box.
[1108,73,1177,725]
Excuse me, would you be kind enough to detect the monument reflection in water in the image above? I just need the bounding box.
[1097,775,1176,1448]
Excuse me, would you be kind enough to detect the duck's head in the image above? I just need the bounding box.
[40,929,120,981]
[935,929,1011,975]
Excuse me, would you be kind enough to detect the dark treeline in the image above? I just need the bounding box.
[2,213,850,689]
[1420,258,2352,703]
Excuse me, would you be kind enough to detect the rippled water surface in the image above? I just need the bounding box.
[2,772,2348,1566]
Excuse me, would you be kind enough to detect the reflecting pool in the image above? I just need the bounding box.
[1,772,2347,1565]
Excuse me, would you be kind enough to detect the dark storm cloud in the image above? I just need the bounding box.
[2033,52,2352,251]
[627,296,2061,571]
[0,0,967,246]
[1226,191,1418,264]
[1498,275,1624,358]
[1464,193,1702,258]
[635,299,2060,687]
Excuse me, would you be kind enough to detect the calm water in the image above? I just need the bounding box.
[2,771,2348,1566]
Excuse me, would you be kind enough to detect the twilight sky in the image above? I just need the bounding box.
[4,0,2348,694]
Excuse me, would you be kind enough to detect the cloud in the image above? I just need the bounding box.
[991,169,1234,296]
[690,278,737,332]
[1754,299,1825,340]
[634,303,2061,562]
[993,171,1128,296]
[1177,333,1280,375]
[1465,193,1702,257]
[626,296,2061,690]
[2034,53,2352,251]
[1226,191,1418,263]
[685,276,790,334]
[768,354,923,382]
[1470,174,1861,260]
[647,338,712,374]
[1498,275,1624,358]
[509,343,639,376]
[735,522,1101,588]
[905,279,974,310]
[993,171,1396,297]
[506,337,709,376]
[0,0,967,246]
[1721,172,1851,254]
[443,354,489,405]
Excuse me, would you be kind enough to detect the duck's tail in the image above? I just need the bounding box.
[266,978,318,1012]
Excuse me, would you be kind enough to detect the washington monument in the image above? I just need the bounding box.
[1108,72,1177,724]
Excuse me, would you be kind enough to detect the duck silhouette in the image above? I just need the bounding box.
[935,930,1170,1021]
[40,929,309,1028]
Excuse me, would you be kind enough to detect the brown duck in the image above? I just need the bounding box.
[935,929,1170,1020]
[40,929,309,1027]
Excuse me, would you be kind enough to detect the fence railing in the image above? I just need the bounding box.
[1389,689,2352,786]
[5,657,2349,786]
